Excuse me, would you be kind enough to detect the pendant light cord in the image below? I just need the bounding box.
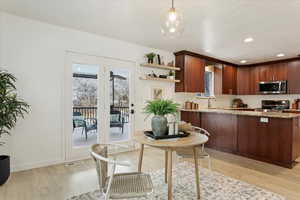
[172,0,174,9]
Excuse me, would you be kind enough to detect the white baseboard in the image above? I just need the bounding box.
[11,158,65,172]
[11,147,138,172]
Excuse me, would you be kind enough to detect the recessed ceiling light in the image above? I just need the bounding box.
[244,37,254,43]
[276,53,285,57]
[240,60,247,64]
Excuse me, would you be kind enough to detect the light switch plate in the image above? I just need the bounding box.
[260,117,269,123]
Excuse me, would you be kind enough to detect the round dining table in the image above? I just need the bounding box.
[134,131,209,200]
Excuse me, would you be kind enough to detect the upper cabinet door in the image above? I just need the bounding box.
[249,66,260,95]
[237,67,250,95]
[273,63,288,81]
[288,60,300,94]
[175,54,205,93]
[184,55,205,92]
[222,65,237,95]
[259,65,272,82]
[259,63,287,82]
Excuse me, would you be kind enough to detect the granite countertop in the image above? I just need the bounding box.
[180,108,300,119]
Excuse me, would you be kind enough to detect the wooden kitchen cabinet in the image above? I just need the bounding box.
[238,116,297,167]
[237,67,250,95]
[287,60,300,94]
[180,111,300,168]
[201,113,237,153]
[180,111,201,127]
[222,65,237,95]
[258,63,287,82]
[273,63,288,81]
[249,66,260,94]
[175,54,205,92]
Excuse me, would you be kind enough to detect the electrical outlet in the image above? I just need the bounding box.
[260,117,269,123]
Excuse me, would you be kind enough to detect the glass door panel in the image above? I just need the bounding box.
[65,52,105,160]
[104,58,136,153]
[72,64,99,147]
[109,69,131,143]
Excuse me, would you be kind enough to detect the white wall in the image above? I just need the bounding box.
[0,12,175,171]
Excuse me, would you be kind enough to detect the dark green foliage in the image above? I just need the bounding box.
[144,99,179,116]
[0,71,30,145]
[145,53,156,60]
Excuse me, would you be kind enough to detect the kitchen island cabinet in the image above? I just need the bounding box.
[181,109,300,168]
[238,115,298,167]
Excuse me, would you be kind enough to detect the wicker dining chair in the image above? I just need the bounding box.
[176,126,212,170]
[90,144,153,200]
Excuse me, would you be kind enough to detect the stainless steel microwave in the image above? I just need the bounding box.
[259,81,287,94]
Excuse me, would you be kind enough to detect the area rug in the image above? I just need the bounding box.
[67,162,285,200]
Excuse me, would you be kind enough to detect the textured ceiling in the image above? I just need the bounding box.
[1,0,300,64]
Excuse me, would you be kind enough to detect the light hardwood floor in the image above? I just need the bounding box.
[0,148,299,200]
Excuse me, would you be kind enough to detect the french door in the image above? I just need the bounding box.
[64,52,135,160]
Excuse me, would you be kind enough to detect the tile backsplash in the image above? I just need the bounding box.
[173,93,235,108]
[173,93,300,109]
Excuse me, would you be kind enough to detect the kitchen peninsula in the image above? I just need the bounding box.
[181,108,300,168]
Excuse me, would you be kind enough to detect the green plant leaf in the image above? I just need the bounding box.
[0,70,30,145]
[144,99,179,117]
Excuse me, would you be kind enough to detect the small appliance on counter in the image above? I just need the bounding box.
[256,100,290,112]
[184,101,199,110]
[231,98,248,108]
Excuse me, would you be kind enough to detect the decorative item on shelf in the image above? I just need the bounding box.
[147,71,157,78]
[158,75,168,79]
[168,70,175,80]
[145,52,156,64]
[144,99,179,137]
[157,54,161,65]
[0,70,30,185]
[167,61,174,67]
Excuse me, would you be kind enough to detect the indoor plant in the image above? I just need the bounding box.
[144,99,179,136]
[0,70,30,185]
[145,52,156,64]
[168,70,175,80]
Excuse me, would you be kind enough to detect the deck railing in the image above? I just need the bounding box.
[73,106,129,123]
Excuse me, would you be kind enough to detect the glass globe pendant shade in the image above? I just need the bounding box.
[161,7,184,38]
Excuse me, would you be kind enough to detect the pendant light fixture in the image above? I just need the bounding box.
[161,0,184,38]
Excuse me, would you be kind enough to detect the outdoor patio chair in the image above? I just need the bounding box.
[73,111,97,140]
[110,110,125,134]
[90,144,153,200]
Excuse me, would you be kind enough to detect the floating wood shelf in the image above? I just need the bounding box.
[139,76,180,83]
[140,63,180,71]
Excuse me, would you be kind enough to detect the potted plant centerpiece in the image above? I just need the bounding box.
[144,99,179,136]
[0,70,30,185]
